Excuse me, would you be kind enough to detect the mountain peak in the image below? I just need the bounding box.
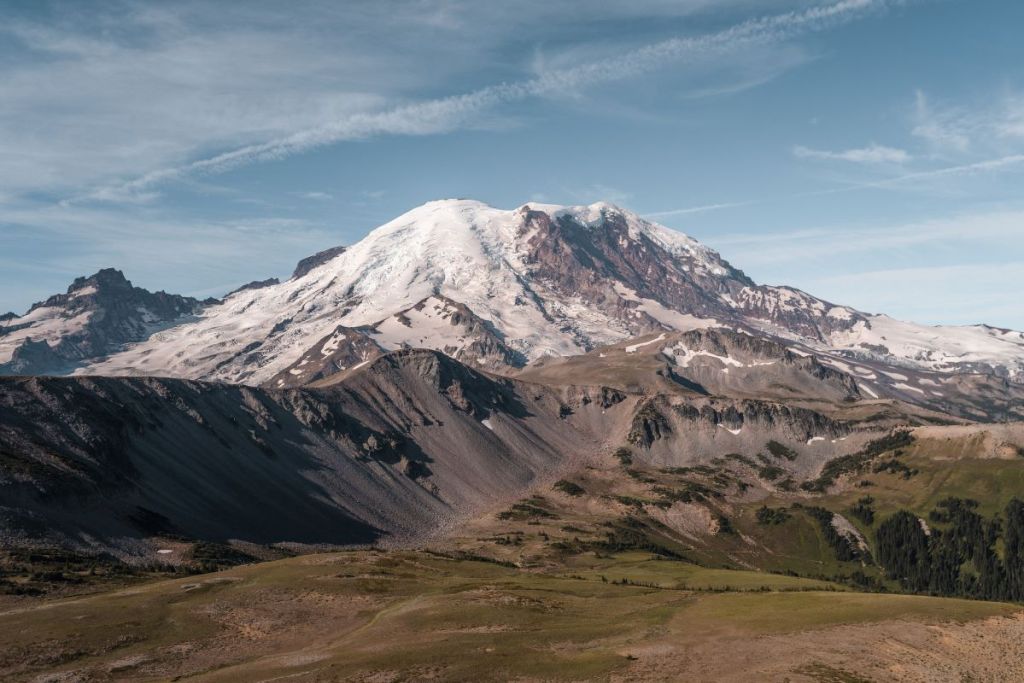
[1,269,209,376]
[28,197,1017,390]
[68,268,131,294]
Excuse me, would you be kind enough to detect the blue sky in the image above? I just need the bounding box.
[1,0,1022,328]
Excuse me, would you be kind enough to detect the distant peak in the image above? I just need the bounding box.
[69,268,131,292]
[225,278,280,298]
[292,245,347,279]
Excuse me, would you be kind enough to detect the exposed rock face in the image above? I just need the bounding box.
[664,328,862,401]
[521,206,748,323]
[370,295,526,373]
[520,328,862,404]
[3,200,1019,399]
[519,206,864,343]
[2,338,63,376]
[0,269,208,375]
[292,245,347,279]
[225,278,280,297]
[267,325,384,389]
[622,393,865,478]
[0,351,607,554]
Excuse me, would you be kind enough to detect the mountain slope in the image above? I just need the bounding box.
[0,269,210,375]
[8,199,1019,389]
[0,350,613,554]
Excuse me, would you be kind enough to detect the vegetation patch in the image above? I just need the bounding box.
[848,496,875,525]
[498,501,558,521]
[587,518,685,559]
[796,505,864,563]
[189,542,257,571]
[871,458,918,479]
[766,440,798,461]
[875,497,1024,602]
[652,480,724,507]
[756,506,792,525]
[553,479,585,497]
[801,430,915,492]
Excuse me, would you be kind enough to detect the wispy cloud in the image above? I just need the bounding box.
[704,209,1024,328]
[870,154,1024,185]
[911,90,971,153]
[76,0,892,203]
[793,143,910,164]
[817,154,1024,195]
[911,89,1024,155]
[0,199,341,310]
[298,191,333,201]
[805,261,1024,326]
[651,152,1024,224]
[644,201,752,218]
[567,184,634,205]
[709,209,1024,265]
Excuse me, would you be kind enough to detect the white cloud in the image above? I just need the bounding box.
[701,209,1024,329]
[567,184,634,205]
[708,208,1024,265]
[793,143,910,164]
[910,89,1024,154]
[299,192,333,201]
[63,0,891,203]
[806,262,1024,327]
[644,201,752,218]
[0,199,342,312]
[996,95,1024,139]
[911,90,971,153]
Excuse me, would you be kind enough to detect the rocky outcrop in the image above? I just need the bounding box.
[1,338,64,376]
[618,390,865,477]
[0,269,208,375]
[370,295,527,372]
[292,245,347,279]
[666,328,862,400]
[266,325,384,388]
[519,206,860,342]
[0,350,605,554]
[225,278,280,297]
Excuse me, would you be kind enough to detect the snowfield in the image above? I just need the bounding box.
[30,197,1016,386]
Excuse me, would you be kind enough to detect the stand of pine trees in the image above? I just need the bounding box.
[875,497,1024,602]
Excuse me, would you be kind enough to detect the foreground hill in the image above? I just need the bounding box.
[0,350,614,555]
[1,549,1021,682]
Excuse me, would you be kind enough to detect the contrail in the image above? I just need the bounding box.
[80,0,892,203]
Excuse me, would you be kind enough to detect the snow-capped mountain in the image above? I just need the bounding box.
[0,268,211,375]
[9,199,1023,388]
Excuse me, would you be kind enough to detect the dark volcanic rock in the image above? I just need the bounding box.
[4,338,64,375]
[292,245,347,279]
[517,205,863,343]
[0,351,600,555]
[267,325,384,388]
[0,269,208,375]
[225,278,280,298]
[370,295,528,372]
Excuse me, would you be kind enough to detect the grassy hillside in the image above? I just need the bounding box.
[1,550,1018,682]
